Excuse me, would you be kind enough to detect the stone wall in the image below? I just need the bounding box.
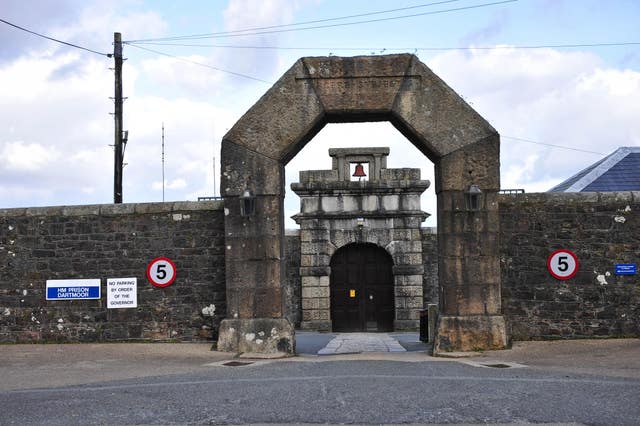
[421,227,439,307]
[0,201,226,343]
[499,192,640,340]
[284,230,302,328]
[2,192,638,344]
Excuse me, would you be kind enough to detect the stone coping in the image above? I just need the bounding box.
[329,147,390,157]
[498,191,640,204]
[291,181,430,194]
[292,210,429,221]
[0,200,224,218]
[285,227,435,234]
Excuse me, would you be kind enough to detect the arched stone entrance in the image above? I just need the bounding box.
[330,243,394,332]
[217,54,507,355]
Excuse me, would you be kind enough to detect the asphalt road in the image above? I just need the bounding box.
[1,339,639,425]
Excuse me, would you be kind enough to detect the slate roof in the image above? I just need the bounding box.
[548,147,640,192]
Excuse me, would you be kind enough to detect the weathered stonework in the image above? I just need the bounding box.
[499,192,640,340]
[292,147,430,331]
[434,315,508,352]
[421,227,439,307]
[1,192,639,346]
[217,318,295,356]
[284,230,302,327]
[0,201,226,343]
[220,54,506,354]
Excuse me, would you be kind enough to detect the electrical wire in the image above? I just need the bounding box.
[502,136,604,155]
[0,17,111,57]
[124,0,518,43]
[5,4,604,177]
[126,44,272,84]
[124,41,640,52]
[125,0,465,43]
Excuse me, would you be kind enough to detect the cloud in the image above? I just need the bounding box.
[0,141,60,172]
[139,54,226,99]
[1,1,166,64]
[0,2,171,208]
[223,0,298,33]
[0,0,84,62]
[220,0,302,80]
[0,46,114,207]
[2,1,638,233]
[460,9,509,45]
[152,178,187,191]
[117,91,236,203]
[427,47,640,190]
[0,0,289,208]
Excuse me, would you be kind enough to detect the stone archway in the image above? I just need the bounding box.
[217,54,507,355]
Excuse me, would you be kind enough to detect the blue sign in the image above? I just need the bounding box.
[46,279,101,300]
[614,264,637,275]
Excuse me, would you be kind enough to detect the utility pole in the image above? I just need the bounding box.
[113,32,124,203]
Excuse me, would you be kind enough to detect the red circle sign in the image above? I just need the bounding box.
[547,249,579,280]
[146,257,177,287]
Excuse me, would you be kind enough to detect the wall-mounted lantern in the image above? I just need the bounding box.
[465,184,482,211]
[240,189,255,217]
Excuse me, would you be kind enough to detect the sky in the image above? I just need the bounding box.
[1,0,639,228]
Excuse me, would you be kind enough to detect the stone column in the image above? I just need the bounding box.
[217,143,295,356]
[433,140,507,352]
[390,218,426,330]
[298,222,332,331]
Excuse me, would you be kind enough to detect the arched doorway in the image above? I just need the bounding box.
[330,243,394,332]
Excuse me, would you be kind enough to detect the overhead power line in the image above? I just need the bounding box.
[0,17,111,57]
[125,0,465,43]
[125,41,640,52]
[124,0,518,43]
[502,136,604,155]
[126,44,272,84]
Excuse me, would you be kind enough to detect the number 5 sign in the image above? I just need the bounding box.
[147,257,177,287]
[547,249,579,280]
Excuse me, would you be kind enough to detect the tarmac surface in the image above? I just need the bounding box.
[1,334,639,425]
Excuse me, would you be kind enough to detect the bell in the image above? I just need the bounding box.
[352,163,366,178]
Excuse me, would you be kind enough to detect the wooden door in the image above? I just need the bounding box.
[330,243,394,332]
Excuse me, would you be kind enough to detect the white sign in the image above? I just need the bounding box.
[547,249,579,280]
[147,257,177,287]
[107,278,138,308]
[46,279,101,300]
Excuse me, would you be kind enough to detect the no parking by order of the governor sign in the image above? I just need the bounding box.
[547,249,579,280]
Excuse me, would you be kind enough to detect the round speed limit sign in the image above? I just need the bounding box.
[147,257,177,288]
[547,249,579,280]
